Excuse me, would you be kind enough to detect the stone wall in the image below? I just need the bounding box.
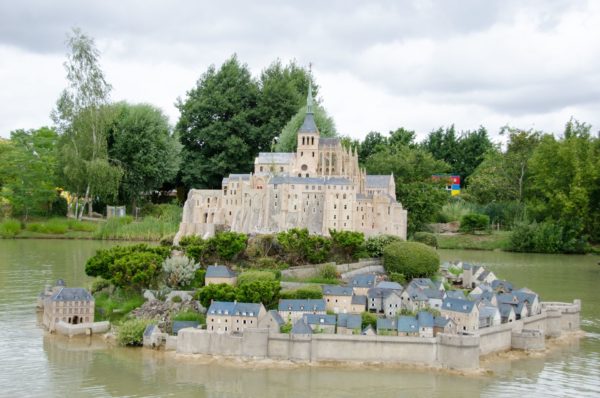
[281,259,382,279]
[54,321,110,337]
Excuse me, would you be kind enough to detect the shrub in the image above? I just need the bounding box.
[280,322,292,333]
[173,310,205,324]
[459,213,490,234]
[437,200,476,222]
[163,256,200,288]
[306,235,331,264]
[211,231,247,262]
[412,232,438,248]
[388,272,406,285]
[329,229,365,261]
[508,220,588,254]
[171,295,182,303]
[195,283,237,308]
[85,244,171,280]
[318,263,338,280]
[246,234,278,258]
[160,233,175,247]
[383,241,439,279]
[277,228,331,265]
[361,312,377,330]
[238,270,277,285]
[365,235,403,257]
[251,257,285,270]
[109,251,165,290]
[117,318,153,346]
[190,269,206,288]
[91,278,111,294]
[293,286,323,299]
[236,279,281,309]
[0,218,21,238]
[26,218,69,234]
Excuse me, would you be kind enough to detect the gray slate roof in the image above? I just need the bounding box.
[255,152,295,165]
[207,301,262,317]
[499,303,515,318]
[376,281,403,290]
[337,313,362,329]
[491,280,514,292]
[365,175,392,188]
[267,176,353,186]
[434,316,451,328]
[350,274,376,288]
[291,319,313,334]
[303,313,337,326]
[278,299,326,312]
[446,290,466,300]
[351,295,367,305]
[206,265,236,278]
[299,113,318,133]
[223,174,251,184]
[143,324,156,337]
[417,311,434,328]
[409,278,436,290]
[397,316,419,333]
[442,298,476,314]
[377,318,395,331]
[50,287,93,302]
[319,137,340,146]
[172,321,199,335]
[268,310,285,326]
[322,285,353,296]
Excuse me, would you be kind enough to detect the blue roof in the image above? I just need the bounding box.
[206,265,236,278]
[207,301,262,317]
[492,280,514,292]
[446,290,466,300]
[172,321,199,335]
[499,303,515,317]
[423,288,444,299]
[278,299,326,312]
[365,175,392,188]
[299,113,318,133]
[377,318,395,331]
[434,316,451,328]
[322,285,353,296]
[351,295,367,305]
[303,314,337,326]
[291,319,313,334]
[409,278,435,290]
[496,293,518,305]
[417,311,434,328]
[350,274,376,288]
[442,298,476,314]
[50,287,93,302]
[397,316,419,333]
[376,281,403,290]
[337,314,362,329]
[368,287,402,299]
[268,310,285,326]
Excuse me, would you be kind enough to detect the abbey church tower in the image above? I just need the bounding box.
[294,81,320,177]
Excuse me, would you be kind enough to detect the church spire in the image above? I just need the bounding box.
[306,63,314,114]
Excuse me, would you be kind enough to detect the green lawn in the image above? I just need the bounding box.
[436,231,511,251]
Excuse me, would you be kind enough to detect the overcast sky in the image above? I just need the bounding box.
[1,0,599,141]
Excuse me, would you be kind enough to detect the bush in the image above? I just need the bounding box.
[117,318,153,346]
[293,286,323,299]
[211,231,247,262]
[459,213,490,234]
[109,251,164,290]
[160,233,175,247]
[318,263,338,280]
[329,229,365,261]
[365,235,403,257]
[437,200,476,223]
[173,310,205,324]
[412,232,438,248]
[171,295,182,303]
[246,234,279,258]
[383,241,439,279]
[85,244,171,280]
[195,283,237,308]
[388,272,406,285]
[190,269,206,288]
[238,270,277,285]
[236,279,281,309]
[0,218,21,238]
[163,255,200,288]
[26,218,69,234]
[276,228,331,265]
[90,278,111,294]
[508,220,588,254]
[361,312,377,329]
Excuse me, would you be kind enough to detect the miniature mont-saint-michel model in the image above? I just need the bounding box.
[174,84,408,243]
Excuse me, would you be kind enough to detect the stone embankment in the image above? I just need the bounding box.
[168,300,581,371]
[281,259,383,280]
[54,321,110,337]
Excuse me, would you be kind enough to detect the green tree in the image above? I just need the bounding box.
[109,251,164,290]
[236,279,281,309]
[85,244,170,280]
[383,241,439,279]
[329,229,365,261]
[274,104,337,152]
[52,27,122,218]
[176,55,260,189]
[106,102,181,207]
[211,231,248,262]
[257,60,316,149]
[0,127,59,218]
[358,131,387,163]
[195,283,237,308]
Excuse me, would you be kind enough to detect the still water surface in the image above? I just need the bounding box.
[0,240,598,397]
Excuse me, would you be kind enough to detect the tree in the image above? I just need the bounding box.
[211,231,248,262]
[358,131,387,163]
[195,283,237,308]
[382,241,439,279]
[109,251,164,290]
[52,27,122,218]
[274,104,337,152]
[329,229,365,261]
[236,279,281,309]
[177,55,260,189]
[106,102,181,207]
[257,60,316,149]
[0,128,59,219]
[85,244,170,280]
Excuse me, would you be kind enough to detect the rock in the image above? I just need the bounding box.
[143,290,156,301]
[166,290,194,303]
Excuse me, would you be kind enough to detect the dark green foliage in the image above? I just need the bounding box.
[383,241,439,279]
[236,279,281,309]
[117,318,153,346]
[0,219,21,238]
[190,269,206,288]
[246,234,279,258]
[90,278,111,294]
[237,270,277,285]
[85,244,170,281]
[508,221,588,254]
[171,295,182,303]
[361,312,377,330]
[276,228,331,265]
[412,232,438,248]
[459,213,490,233]
[358,131,388,163]
[211,231,247,262]
[388,272,406,285]
[293,287,323,299]
[365,235,403,257]
[195,283,237,308]
[173,310,205,324]
[109,251,164,290]
[329,229,365,262]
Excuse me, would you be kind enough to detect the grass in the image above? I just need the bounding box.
[0,218,21,237]
[437,200,477,223]
[94,290,145,322]
[173,310,205,324]
[280,275,341,285]
[436,231,511,251]
[93,205,181,241]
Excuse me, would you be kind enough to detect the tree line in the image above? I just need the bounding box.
[1,27,598,252]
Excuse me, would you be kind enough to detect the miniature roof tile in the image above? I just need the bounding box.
[319,137,340,146]
[351,295,367,305]
[376,281,403,290]
[377,318,395,331]
[337,313,362,329]
[397,316,419,333]
[303,313,337,326]
[206,265,236,278]
[299,113,318,134]
[446,290,466,300]
[172,321,199,335]
[268,310,285,326]
[417,311,434,328]
[50,287,93,302]
[278,299,326,312]
[322,285,353,296]
[207,301,262,317]
[442,298,477,314]
[434,316,451,328]
[365,175,392,188]
[291,319,313,334]
[255,152,295,165]
[350,274,376,288]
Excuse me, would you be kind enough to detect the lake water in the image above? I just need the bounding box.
[0,240,598,397]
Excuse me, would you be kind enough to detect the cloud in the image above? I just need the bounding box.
[0,0,598,140]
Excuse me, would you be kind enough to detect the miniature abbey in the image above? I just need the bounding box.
[175,84,407,242]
